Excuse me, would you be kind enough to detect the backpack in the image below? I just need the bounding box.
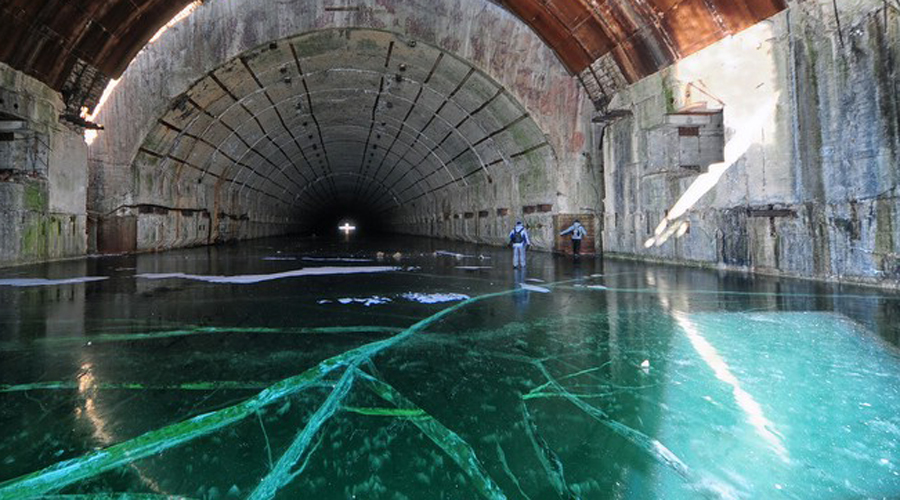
[510,228,525,244]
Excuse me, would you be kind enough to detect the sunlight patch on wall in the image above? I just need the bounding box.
[83,1,202,145]
[643,19,783,249]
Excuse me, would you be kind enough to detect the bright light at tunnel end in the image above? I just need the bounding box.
[339,221,357,233]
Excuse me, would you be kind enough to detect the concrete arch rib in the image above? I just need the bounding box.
[190,65,519,205]
[230,127,443,207]
[222,94,491,204]
[291,172,404,209]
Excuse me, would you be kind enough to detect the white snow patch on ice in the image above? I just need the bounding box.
[525,278,544,283]
[402,292,470,304]
[0,277,108,287]
[519,283,550,293]
[302,257,373,262]
[136,266,400,284]
[335,296,392,306]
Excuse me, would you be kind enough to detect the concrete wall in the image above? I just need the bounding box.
[601,0,900,287]
[0,63,88,267]
[389,94,601,251]
[89,0,597,254]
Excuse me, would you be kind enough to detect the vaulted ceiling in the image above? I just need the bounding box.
[0,0,786,112]
[135,29,550,216]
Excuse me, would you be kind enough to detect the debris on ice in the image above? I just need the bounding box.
[301,257,372,262]
[402,292,470,304]
[335,296,392,306]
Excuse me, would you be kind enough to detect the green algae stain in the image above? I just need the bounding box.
[21,219,47,259]
[662,73,678,114]
[875,198,895,257]
[24,182,47,212]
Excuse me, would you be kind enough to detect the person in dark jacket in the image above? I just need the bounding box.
[508,221,530,269]
[560,220,586,257]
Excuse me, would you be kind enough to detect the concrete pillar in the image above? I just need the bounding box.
[0,63,88,267]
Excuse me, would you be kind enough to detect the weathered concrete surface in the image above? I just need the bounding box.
[89,0,597,253]
[602,0,900,287]
[0,63,87,267]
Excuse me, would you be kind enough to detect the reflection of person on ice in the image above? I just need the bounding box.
[560,219,586,257]
[508,221,530,269]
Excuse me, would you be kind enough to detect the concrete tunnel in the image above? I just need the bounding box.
[3,1,900,498]
[0,0,900,288]
[1,0,899,284]
[3,0,856,272]
[97,27,561,245]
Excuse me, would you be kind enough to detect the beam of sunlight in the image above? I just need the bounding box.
[83,1,201,145]
[644,94,780,248]
[81,79,118,146]
[148,1,202,44]
[672,311,790,463]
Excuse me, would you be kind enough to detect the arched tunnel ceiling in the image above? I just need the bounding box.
[137,29,550,218]
[0,0,786,112]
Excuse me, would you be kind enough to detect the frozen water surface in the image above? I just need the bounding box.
[1,235,900,499]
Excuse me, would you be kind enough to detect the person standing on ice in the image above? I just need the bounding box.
[508,221,530,269]
[560,219,586,257]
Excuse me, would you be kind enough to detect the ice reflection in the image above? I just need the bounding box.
[672,311,789,463]
[76,362,115,445]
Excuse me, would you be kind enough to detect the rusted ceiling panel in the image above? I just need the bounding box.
[501,0,786,82]
[0,0,787,104]
[708,0,787,33]
[657,0,727,56]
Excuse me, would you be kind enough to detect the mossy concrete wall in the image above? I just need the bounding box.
[0,63,87,267]
[601,0,900,287]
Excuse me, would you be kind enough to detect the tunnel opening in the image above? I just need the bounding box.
[305,201,391,238]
